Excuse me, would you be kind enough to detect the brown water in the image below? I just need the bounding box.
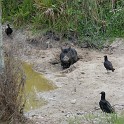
[23,62,56,111]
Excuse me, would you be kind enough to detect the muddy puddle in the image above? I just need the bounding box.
[23,62,56,112]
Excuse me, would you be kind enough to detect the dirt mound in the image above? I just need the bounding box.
[103,38,124,55]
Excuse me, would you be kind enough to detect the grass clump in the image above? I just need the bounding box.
[0,51,26,123]
[68,112,124,124]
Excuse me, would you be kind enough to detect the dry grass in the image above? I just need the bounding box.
[0,51,27,123]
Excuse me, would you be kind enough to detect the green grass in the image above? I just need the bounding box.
[2,0,124,48]
[68,113,124,124]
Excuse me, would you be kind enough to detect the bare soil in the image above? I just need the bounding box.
[2,26,124,124]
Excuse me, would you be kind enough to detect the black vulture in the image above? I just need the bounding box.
[5,24,13,36]
[99,91,115,113]
[104,55,115,72]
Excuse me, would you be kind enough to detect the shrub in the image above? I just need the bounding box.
[0,51,26,123]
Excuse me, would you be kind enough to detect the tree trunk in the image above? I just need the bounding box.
[0,3,4,73]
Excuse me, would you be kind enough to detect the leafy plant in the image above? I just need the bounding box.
[2,0,124,46]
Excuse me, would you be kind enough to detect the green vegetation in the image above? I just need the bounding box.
[68,113,124,124]
[2,0,124,46]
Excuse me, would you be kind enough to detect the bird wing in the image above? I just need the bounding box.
[99,100,115,113]
[108,61,113,67]
[104,60,113,69]
[105,100,115,112]
[99,101,104,111]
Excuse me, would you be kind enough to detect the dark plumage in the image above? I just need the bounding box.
[5,24,13,36]
[104,55,115,72]
[99,91,115,113]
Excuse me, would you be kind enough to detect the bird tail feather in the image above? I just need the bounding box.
[112,68,115,72]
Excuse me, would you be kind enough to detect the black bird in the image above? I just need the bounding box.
[104,55,115,72]
[99,91,115,113]
[5,24,13,36]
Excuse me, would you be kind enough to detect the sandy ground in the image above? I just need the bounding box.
[2,27,124,124]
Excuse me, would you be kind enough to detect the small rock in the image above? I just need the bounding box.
[54,36,60,41]
[71,99,76,104]
[36,122,40,124]
[71,92,76,95]
[53,95,56,97]
[74,87,76,92]
[61,111,64,113]
[77,112,84,115]
[81,72,85,74]
[31,114,37,117]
